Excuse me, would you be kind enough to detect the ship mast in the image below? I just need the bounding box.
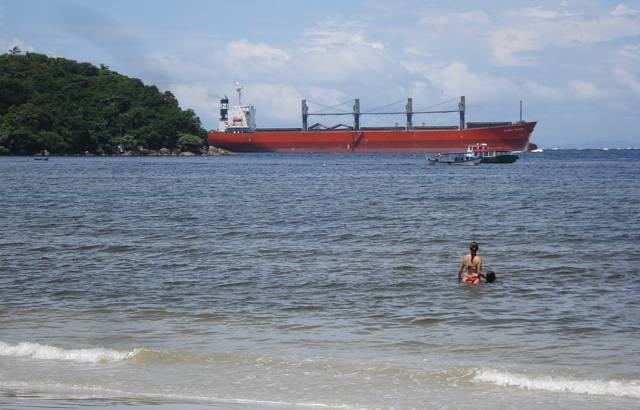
[520,100,523,122]
[236,82,242,105]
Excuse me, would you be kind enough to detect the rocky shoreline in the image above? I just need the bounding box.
[29,146,237,157]
[113,146,236,157]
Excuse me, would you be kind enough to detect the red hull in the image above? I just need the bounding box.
[208,122,536,153]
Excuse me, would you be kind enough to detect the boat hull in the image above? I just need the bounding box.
[207,122,536,153]
[428,158,481,165]
[480,154,519,164]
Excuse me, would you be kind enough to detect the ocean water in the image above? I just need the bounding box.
[0,150,639,409]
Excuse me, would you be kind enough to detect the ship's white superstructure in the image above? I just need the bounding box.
[218,83,256,132]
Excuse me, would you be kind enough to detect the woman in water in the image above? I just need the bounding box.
[458,242,483,284]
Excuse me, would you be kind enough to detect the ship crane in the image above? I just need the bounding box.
[302,97,465,131]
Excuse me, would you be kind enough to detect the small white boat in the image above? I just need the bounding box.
[33,150,50,160]
[427,152,481,165]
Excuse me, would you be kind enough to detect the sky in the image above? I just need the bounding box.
[1,0,639,148]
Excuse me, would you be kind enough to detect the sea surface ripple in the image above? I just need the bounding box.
[0,150,639,409]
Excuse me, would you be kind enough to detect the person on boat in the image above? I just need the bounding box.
[458,242,484,284]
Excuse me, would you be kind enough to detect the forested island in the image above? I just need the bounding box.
[0,47,222,156]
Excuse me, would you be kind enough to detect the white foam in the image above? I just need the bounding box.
[0,380,357,409]
[0,341,136,363]
[474,368,640,399]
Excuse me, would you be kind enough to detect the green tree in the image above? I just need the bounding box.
[0,79,31,114]
[0,52,207,155]
[176,132,204,152]
[111,134,138,152]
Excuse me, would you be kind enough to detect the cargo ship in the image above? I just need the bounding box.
[207,85,536,153]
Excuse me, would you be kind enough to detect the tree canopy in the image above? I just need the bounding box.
[0,51,207,155]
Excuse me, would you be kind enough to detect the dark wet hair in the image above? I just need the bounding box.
[485,271,496,283]
[469,242,479,251]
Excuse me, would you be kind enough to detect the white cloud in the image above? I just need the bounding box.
[513,7,573,19]
[146,51,219,83]
[567,79,607,100]
[399,61,428,75]
[561,17,640,44]
[296,44,391,84]
[402,61,515,101]
[225,39,290,61]
[489,29,541,66]
[407,80,430,101]
[420,11,490,26]
[491,5,640,66]
[618,44,640,60]
[613,67,640,96]
[242,83,303,123]
[611,4,640,16]
[210,23,392,88]
[525,81,563,100]
[404,47,432,57]
[302,21,384,50]
[305,86,348,107]
[293,22,393,85]
[431,62,515,100]
[613,44,640,97]
[215,39,291,81]
[168,84,219,124]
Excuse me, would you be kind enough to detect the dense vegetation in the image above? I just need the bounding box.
[0,48,207,155]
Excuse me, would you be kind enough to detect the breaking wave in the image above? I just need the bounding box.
[0,341,137,363]
[474,368,640,399]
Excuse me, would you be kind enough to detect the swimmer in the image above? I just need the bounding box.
[458,242,483,284]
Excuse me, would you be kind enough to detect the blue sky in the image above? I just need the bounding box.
[1,0,639,148]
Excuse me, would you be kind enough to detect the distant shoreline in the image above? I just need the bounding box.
[18,146,238,157]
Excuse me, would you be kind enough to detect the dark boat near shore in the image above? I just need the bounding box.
[468,143,519,163]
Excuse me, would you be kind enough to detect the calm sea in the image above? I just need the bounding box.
[1,150,639,409]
